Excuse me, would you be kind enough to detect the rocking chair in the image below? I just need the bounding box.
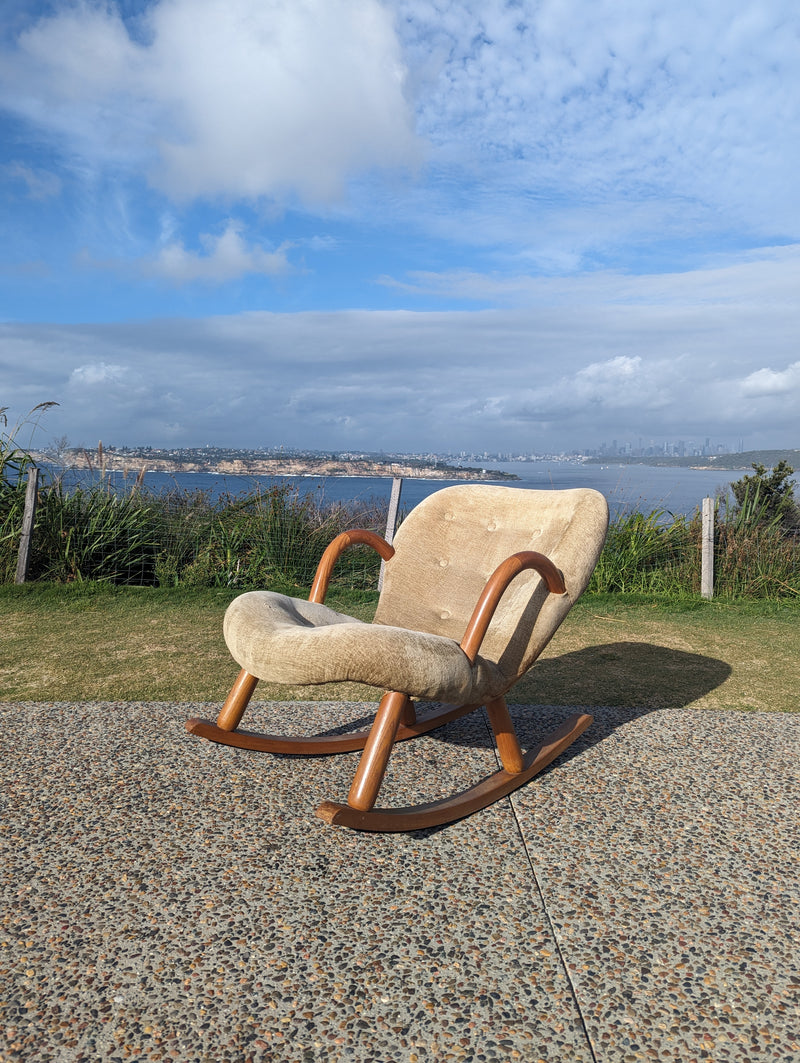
[186,484,609,831]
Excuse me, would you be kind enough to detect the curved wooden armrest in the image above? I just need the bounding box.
[309,529,395,604]
[460,551,566,663]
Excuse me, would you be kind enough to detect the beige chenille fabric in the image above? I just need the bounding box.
[223,485,609,705]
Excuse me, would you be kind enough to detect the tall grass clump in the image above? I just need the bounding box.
[588,493,799,599]
[2,465,389,590]
[28,479,166,584]
[0,403,59,582]
[152,484,387,590]
[589,508,698,595]
[711,467,800,597]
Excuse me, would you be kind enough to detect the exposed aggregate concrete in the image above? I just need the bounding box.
[0,700,797,1062]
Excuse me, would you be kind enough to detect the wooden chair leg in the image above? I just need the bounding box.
[402,699,417,726]
[486,696,524,774]
[216,669,259,732]
[347,691,411,811]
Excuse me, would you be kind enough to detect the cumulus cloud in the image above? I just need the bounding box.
[146,221,293,283]
[508,355,682,427]
[0,0,421,204]
[68,362,131,387]
[741,362,800,397]
[67,361,133,391]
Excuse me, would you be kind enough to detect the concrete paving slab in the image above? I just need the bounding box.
[1,701,593,1062]
[1,701,797,1062]
[508,704,800,1062]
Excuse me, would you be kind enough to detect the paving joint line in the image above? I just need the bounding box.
[480,706,600,1063]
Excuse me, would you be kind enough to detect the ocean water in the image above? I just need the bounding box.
[52,460,744,519]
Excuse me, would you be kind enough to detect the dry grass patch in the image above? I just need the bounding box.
[521,596,800,714]
[1,586,797,713]
[0,584,381,704]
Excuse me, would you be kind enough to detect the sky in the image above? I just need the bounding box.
[1,0,799,456]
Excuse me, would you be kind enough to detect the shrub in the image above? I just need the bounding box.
[730,461,800,535]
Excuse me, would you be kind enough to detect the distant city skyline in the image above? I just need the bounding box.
[593,437,743,459]
[46,434,776,466]
[2,1,799,454]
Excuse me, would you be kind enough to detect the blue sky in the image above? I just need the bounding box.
[1,0,799,454]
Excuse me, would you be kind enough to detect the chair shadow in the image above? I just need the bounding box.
[431,641,732,748]
[516,640,732,714]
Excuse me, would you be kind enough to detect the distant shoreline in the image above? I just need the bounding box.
[45,453,519,482]
[35,445,799,481]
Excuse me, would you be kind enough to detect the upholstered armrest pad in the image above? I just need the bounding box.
[224,591,503,702]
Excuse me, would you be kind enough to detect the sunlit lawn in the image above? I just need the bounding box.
[2,584,797,714]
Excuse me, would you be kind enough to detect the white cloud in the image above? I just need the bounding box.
[400,1,798,170]
[391,0,800,244]
[0,0,421,205]
[741,362,800,397]
[146,221,293,283]
[4,250,800,452]
[66,365,134,399]
[379,243,800,307]
[68,362,130,387]
[573,356,648,402]
[508,354,684,428]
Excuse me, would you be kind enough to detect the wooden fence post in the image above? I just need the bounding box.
[701,496,714,600]
[378,477,403,591]
[15,465,39,584]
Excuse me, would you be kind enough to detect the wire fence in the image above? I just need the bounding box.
[2,475,388,590]
[2,471,799,597]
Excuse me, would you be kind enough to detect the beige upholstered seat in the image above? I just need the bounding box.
[187,484,609,831]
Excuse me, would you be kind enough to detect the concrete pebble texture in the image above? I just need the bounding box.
[0,700,798,1062]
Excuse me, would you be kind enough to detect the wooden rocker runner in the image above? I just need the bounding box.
[186,484,609,831]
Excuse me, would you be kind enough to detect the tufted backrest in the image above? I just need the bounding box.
[373,485,608,687]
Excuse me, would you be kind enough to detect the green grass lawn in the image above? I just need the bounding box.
[1,583,798,713]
